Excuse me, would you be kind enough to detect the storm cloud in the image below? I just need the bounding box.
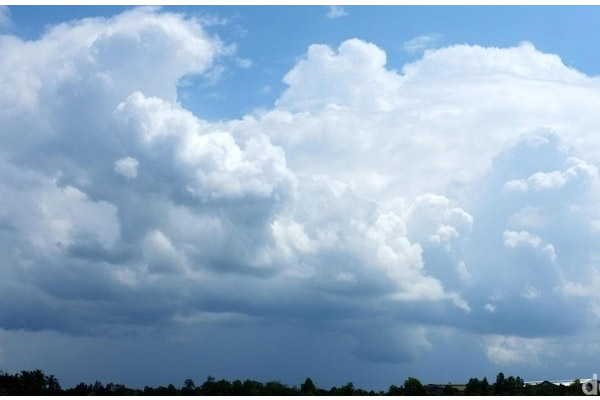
[2,6,600,389]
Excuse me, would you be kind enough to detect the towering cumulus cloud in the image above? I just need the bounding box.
[3,7,600,386]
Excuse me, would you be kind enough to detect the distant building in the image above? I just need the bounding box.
[525,378,598,387]
[425,383,466,395]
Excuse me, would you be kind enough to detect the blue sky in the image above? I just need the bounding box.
[8,6,600,120]
[3,4,600,390]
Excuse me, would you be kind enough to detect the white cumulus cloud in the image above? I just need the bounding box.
[5,9,600,372]
[503,230,557,263]
[504,157,598,192]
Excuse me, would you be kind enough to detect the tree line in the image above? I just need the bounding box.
[0,369,589,395]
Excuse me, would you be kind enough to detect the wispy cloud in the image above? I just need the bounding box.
[403,33,442,54]
[0,6,13,30]
[235,57,253,69]
[483,335,545,365]
[326,5,348,19]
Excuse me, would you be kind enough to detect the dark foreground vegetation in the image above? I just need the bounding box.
[0,369,590,395]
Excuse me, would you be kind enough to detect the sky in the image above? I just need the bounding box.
[3,4,600,391]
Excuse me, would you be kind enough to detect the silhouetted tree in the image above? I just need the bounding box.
[301,377,317,395]
[1,367,595,396]
[465,377,483,396]
[181,378,195,395]
[494,372,507,395]
[387,384,402,396]
[69,382,89,396]
[334,382,356,396]
[402,377,427,395]
[44,374,62,394]
[265,380,293,395]
[481,376,491,395]
[569,379,584,396]
[230,379,244,395]
[0,371,19,395]
[443,384,460,395]
[242,379,264,395]
[20,369,47,395]
[91,380,108,395]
